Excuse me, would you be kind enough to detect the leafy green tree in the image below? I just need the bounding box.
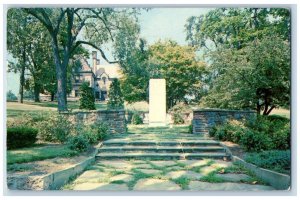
[79,82,96,110]
[7,9,31,103]
[24,8,140,111]
[107,79,124,109]
[149,40,207,108]
[203,35,290,115]
[186,8,290,115]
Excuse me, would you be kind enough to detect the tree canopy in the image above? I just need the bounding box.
[185,8,290,115]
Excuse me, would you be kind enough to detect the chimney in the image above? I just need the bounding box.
[92,51,97,73]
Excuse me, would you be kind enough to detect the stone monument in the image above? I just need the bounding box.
[149,79,166,126]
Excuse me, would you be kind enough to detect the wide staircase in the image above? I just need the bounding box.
[96,133,231,161]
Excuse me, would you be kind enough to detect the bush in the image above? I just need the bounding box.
[6,90,17,101]
[240,129,274,152]
[131,113,143,125]
[92,121,109,141]
[209,116,290,152]
[107,79,124,109]
[79,82,96,110]
[67,135,89,152]
[7,126,38,149]
[173,113,184,124]
[36,114,73,143]
[244,150,291,174]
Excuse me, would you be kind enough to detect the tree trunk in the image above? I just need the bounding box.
[18,49,26,103]
[51,36,67,111]
[18,65,25,103]
[33,82,40,102]
[51,92,55,101]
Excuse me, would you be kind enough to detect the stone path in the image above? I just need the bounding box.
[63,159,274,191]
[62,127,275,191]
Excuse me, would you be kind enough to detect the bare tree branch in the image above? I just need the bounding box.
[72,40,119,64]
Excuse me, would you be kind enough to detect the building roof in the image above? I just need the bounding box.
[80,59,93,72]
[95,64,122,79]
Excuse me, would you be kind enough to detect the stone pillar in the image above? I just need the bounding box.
[149,79,166,126]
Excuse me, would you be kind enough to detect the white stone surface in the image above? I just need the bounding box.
[149,79,166,126]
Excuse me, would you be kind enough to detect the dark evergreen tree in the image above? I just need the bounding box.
[107,79,124,109]
[79,82,96,110]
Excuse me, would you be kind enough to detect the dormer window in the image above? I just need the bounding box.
[102,77,106,85]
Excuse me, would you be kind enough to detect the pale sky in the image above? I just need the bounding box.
[6,8,211,94]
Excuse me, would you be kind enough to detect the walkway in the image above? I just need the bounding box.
[63,125,274,191]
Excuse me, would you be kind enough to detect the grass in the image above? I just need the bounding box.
[6,101,107,118]
[270,108,290,119]
[171,177,190,190]
[7,144,78,164]
[199,172,225,183]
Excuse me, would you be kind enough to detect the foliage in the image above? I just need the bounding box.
[186,8,290,114]
[107,79,124,109]
[188,124,193,134]
[90,121,109,141]
[131,112,143,125]
[244,150,291,174]
[67,134,90,152]
[209,116,290,152]
[6,90,17,101]
[7,126,38,149]
[36,113,73,143]
[7,144,78,164]
[173,113,184,125]
[149,40,207,108]
[79,82,96,110]
[22,8,140,111]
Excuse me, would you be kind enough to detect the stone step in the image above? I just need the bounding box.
[98,146,225,153]
[96,152,230,160]
[102,140,220,146]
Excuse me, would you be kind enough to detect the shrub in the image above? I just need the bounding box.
[107,79,124,109]
[173,112,184,124]
[6,90,17,101]
[7,126,38,149]
[244,150,291,174]
[240,129,273,152]
[90,121,109,141]
[131,113,143,125]
[67,135,89,152]
[79,82,96,110]
[36,114,73,143]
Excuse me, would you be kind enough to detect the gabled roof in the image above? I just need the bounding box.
[80,59,92,72]
[95,64,122,79]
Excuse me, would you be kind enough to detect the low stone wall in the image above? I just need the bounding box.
[193,109,256,133]
[62,110,126,134]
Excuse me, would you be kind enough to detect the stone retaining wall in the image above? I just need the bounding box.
[193,109,256,131]
[62,110,126,134]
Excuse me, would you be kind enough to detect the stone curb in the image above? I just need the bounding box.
[42,149,98,190]
[232,156,290,190]
[8,143,102,190]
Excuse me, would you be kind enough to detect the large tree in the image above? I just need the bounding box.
[23,8,139,111]
[203,35,290,115]
[185,8,291,115]
[149,40,207,108]
[7,9,31,103]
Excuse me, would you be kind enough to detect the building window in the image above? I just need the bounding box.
[75,90,79,97]
[102,77,106,84]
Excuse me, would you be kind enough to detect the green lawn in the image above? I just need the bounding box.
[6,101,107,118]
[270,108,290,119]
[7,144,78,164]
